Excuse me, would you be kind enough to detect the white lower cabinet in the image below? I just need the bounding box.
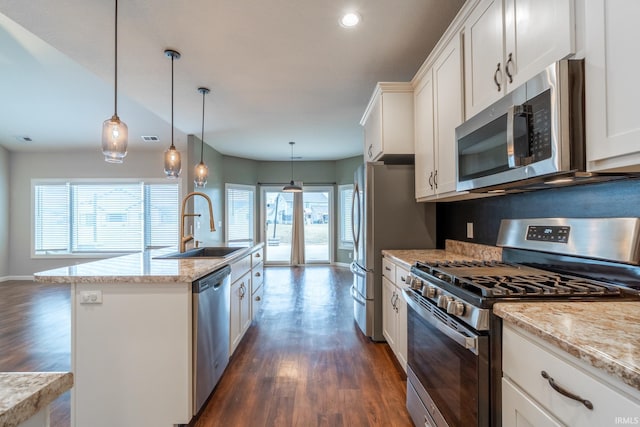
[230,269,251,354]
[381,257,408,372]
[502,324,640,427]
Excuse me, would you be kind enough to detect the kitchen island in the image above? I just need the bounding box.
[33,243,263,427]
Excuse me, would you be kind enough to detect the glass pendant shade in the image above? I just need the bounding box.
[194,161,208,187]
[103,0,127,163]
[163,49,181,178]
[164,145,181,178]
[102,114,128,163]
[194,87,210,188]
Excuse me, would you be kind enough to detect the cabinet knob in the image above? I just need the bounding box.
[494,63,502,91]
[255,272,261,277]
[255,295,261,301]
[255,252,261,258]
[505,53,514,83]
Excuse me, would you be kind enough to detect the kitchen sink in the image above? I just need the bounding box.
[155,247,243,259]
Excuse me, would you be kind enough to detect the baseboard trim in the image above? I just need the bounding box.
[332,262,351,268]
[0,275,34,282]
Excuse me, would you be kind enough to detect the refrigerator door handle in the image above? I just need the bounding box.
[351,182,361,255]
[350,261,369,275]
[350,285,366,304]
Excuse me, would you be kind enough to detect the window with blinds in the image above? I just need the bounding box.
[33,181,179,255]
[225,184,255,242]
[338,184,354,248]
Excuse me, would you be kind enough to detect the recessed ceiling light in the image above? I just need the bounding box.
[340,12,361,28]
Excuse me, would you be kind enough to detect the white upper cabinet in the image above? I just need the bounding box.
[585,0,640,171]
[414,34,465,201]
[414,69,436,199]
[464,0,575,119]
[361,83,414,162]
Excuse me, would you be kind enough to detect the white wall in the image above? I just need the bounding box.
[0,146,9,279]
[9,148,188,277]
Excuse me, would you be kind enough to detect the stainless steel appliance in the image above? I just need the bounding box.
[192,265,231,415]
[456,59,592,193]
[350,162,436,341]
[404,218,640,427]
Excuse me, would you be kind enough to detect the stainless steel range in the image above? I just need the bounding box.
[404,218,640,427]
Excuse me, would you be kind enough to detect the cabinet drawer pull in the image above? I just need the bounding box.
[540,371,593,410]
[494,63,502,91]
[433,170,438,188]
[428,171,434,190]
[385,266,391,271]
[505,53,514,83]
[368,144,373,159]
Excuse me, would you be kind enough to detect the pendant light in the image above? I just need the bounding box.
[194,87,210,188]
[283,141,302,193]
[163,49,182,178]
[102,0,128,163]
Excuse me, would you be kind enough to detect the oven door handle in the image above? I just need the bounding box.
[403,289,479,355]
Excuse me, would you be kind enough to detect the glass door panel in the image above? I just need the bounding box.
[263,189,293,264]
[303,188,332,263]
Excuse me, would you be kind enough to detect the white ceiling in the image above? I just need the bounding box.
[0,0,464,161]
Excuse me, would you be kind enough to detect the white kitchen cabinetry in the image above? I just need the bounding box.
[464,0,575,118]
[250,246,264,321]
[381,257,408,372]
[502,324,640,426]
[360,83,414,162]
[585,0,640,171]
[414,34,465,201]
[230,255,252,355]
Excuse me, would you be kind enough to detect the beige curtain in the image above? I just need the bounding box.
[290,191,305,265]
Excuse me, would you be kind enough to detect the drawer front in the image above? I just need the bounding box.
[251,263,264,294]
[251,283,264,321]
[503,325,640,426]
[395,266,411,288]
[251,247,264,267]
[230,255,251,283]
[382,258,396,280]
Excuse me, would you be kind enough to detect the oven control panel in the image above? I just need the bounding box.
[526,225,570,243]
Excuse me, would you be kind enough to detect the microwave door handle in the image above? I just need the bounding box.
[506,105,516,168]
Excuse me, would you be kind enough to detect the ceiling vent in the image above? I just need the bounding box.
[141,135,160,142]
[15,136,32,142]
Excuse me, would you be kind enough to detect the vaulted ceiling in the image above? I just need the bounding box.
[0,0,464,160]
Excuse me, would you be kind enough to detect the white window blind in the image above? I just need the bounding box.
[34,181,178,255]
[226,184,255,242]
[339,184,354,248]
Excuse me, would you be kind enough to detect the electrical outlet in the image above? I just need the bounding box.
[467,222,474,239]
[80,290,103,304]
[348,252,352,259]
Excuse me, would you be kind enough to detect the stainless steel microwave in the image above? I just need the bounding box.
[455,60,585,192]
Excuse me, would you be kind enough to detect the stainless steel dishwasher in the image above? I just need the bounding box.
[192,265,231,416]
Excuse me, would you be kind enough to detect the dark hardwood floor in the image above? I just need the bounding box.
[0,266,412,427]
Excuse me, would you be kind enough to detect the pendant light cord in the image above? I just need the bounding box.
[170,53,175,149]
[290,142,294,181]
[200,90,205,162]
[114,0,118,117]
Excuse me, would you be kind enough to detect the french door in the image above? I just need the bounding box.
[260,186,333,265]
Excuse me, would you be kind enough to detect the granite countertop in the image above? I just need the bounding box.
[0,372,73,427]
[494,301,640,393]
[382,240,503,269]
[33,242,264,285]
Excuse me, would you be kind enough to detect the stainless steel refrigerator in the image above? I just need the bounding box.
[350,162,436,341]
